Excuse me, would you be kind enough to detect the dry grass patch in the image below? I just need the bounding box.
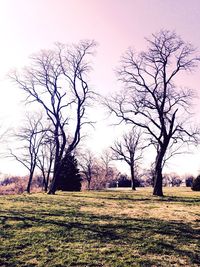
[80,187,200,223]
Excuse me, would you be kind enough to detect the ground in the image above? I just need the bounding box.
[0,187,200,267]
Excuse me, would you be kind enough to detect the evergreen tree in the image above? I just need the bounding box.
[191,175,200,191]
[57,154,82,191]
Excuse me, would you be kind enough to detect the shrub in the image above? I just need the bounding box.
[113,174,145,188]
[191,175,200,191]
[117,174,131,187]
[163,173,182,187]
[1,177,19,186]
[185,176,194,187]
[0,176,44,195]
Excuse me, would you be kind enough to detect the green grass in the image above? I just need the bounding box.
[0,187,200,266]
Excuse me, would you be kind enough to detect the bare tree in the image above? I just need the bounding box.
[105,30,200,196]
[101,149,113,181]
[79,150,96,190]
[10,113,46,193]
[111,127,142,190]
[78,149,119,190]
[36,132,55,192]
[10,40,96,194]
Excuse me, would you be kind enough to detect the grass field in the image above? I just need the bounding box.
[0,187,200,267]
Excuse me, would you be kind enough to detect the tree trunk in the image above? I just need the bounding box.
[153,150,165,196]
[130,164,136,190]
[26,171,34,193]
[48,127,61,194]
[45,173,50,192]
[88,180,91,190]
[41,169,47,192]
[48,173,58,194]
[48,159,60,194]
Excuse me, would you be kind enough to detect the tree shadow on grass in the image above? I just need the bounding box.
[69,193,152,202]
[58,191,200,205]
[156,196,200,204]
[0,208,200,266]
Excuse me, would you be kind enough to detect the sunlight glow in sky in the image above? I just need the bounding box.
[0,0,200,176]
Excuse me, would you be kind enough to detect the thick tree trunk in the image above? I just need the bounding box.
[153,150,165,196]
[26,171,34,194]
[45,172,50,193]
[48,173,58,194]
[40,169,47,192]
[153,164,163,196]
[130,164,136,190]
[48,159,60,194]
[45,158,53,192]
[43,178,48,193]
[48,131,62,194]
[88,180,91,190]
[48,151,68,194]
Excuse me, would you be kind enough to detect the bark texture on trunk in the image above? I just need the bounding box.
[48,173,58,194]
[153,149,165,196]
[48,159,60,194]
[87,180,91,190]
[130,165,136,190]
[26,171,34,194]
[153,167,163,196]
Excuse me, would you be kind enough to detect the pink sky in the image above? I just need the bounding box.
[0,0,200,176]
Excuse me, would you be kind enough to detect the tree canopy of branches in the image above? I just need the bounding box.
[111,127,143,190]
[11,40,96,194]
[105,30,200,196]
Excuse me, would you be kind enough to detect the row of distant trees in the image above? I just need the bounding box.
[5,29,200,196]
[0,167,196,194]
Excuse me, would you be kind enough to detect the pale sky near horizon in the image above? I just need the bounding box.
[0,0,200,177]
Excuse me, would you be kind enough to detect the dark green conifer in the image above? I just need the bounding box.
[57,154,82,191]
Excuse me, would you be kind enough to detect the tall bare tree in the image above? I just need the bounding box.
[111,127,142,190]
[10,113,46,193]
[11,40,96,194]
[105,30,200,196]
